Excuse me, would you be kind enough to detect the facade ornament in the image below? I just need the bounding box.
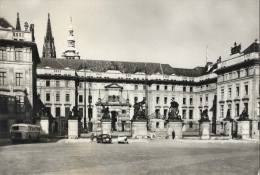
[230,42,241,55]
[167,98,182,122]
[132,97,146,121]
[24,22,29,31]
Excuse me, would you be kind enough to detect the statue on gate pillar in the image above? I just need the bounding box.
[167,98,182,122]
[199,109,210,122]
[132,97,146,121]
[101,104,111,121]
[237,107,250,121]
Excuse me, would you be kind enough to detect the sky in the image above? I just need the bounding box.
[0,0,259,69]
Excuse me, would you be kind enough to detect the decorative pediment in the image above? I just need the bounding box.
[105,70,122,74]
[105,83,123,90]
[65,67,70,70]
[45,66,51,69]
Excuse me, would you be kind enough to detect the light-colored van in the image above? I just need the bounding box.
[10,124,41,143]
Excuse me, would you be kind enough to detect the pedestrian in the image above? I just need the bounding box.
[150,131,154,140]
[91,133,94,142]
[153,131,156,139]
[172,130,175,139]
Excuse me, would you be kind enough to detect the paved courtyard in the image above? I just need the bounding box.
[0,139,259,175]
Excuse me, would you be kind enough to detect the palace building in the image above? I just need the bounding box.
[1,14,259,138]
[0,14,40,135]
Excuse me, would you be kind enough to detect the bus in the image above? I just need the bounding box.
[10,124,41,143]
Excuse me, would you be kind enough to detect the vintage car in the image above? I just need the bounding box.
[96,134,112,143]
[117,134,128,144]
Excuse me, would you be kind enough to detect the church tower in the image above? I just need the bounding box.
[61,17,80,59]
[42,13,56,58]
[16,12,21,30]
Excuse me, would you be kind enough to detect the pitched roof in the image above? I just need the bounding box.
[242,40,260,55]
[0,18,15,29]
[38,58,206,77]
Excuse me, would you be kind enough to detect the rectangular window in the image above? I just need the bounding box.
[79,108,83,119]
[190,87,193,92]
[79,95,83,103]
[172,86,175,91]
[46,93,50,101]
[189,110,193,119]
[200,96,202,103]
[205,94,208,102]
[45,107,51,116]
[245,85,248,95]
[235,104,240,116]
[220,105,224,118]
[190,98,193,105]
[183,86,186,92]
[236,86,240,96]
[245,68,249,76]
[228,104,231,116]
[56,92,60,102]
[15,96,24,113]
[156,97,160,104]
[156,85,160,91]
[0,95,8,113]
[143,85,146,90]
[16,73,23,86]
[237,70,240,78]
[56,81,60,87]
[122,110,126,114]
[79,82,83,89]
[221,89,224,99]
[183,97,186,105]
[15,51,23,61]
[182,110,186,119]
[244,103,248,113]
[229,73,232,79]
[228,87,232,98]
[164,86,167,90]
[164,109,167,117]
[0,72,6,85]
[66,94,70,102]
[0,50,7,60]
[164,97,167,104]
[46,80,50,86]
[55,107,60,117]
[89,95,92,103]
[135,85,138,90]
[65,107,70,118]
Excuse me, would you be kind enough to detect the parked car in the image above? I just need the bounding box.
[96,134,112,143]
[117,134,128,144]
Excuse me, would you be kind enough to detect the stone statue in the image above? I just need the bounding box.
[231,42,241,55]
[30,24,35,42]
[199,109,210,122]
[69,106,81,121]
[217,56,221,63]
[132,97,146,121]
[226,109,231,119]
[167,98,182,122]
[101,104,111,120]
[237,108,249,121]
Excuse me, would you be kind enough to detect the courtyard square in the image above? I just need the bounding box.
[0,139,259,175]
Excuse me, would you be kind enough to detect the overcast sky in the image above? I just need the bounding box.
[0,0,259,68]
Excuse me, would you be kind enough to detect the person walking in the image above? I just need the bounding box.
[91,133,95,143]
[153,131,156,139]
[172,130,175,139]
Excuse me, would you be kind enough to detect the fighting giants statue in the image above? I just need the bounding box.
[167,98,182,122]
[237,108,250,121]
[132,97,146,121]
[100,104,111,121]
[198,109,210,122]
[69,106,82,122]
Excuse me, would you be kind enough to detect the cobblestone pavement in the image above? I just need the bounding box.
[0,139,259,175]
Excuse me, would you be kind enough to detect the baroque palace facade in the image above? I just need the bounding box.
[0,14,259,138]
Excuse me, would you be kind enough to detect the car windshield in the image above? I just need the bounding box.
[102,135,110,138]
[118,135,126,137]
[12,126,27,131]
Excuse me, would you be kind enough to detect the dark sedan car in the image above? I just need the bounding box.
[96,134,112,143]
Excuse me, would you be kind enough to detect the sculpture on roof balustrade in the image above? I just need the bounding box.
[167,98,182,122]
[230,42,241,55]
[132,97,146,121]
[198,109,210,122]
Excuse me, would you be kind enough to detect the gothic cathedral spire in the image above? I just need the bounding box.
[42,13,56,58]
[16,12,21,30]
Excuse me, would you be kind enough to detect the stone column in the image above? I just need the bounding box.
[131,121,147,139]
[167,121,182,139]
[101,121,112,135]
[200,122,210,140]
[36,118,49,136]
[251,120,259,139]
[237,120,250,139]
[68,119,78,139]
[223,121,232,139]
